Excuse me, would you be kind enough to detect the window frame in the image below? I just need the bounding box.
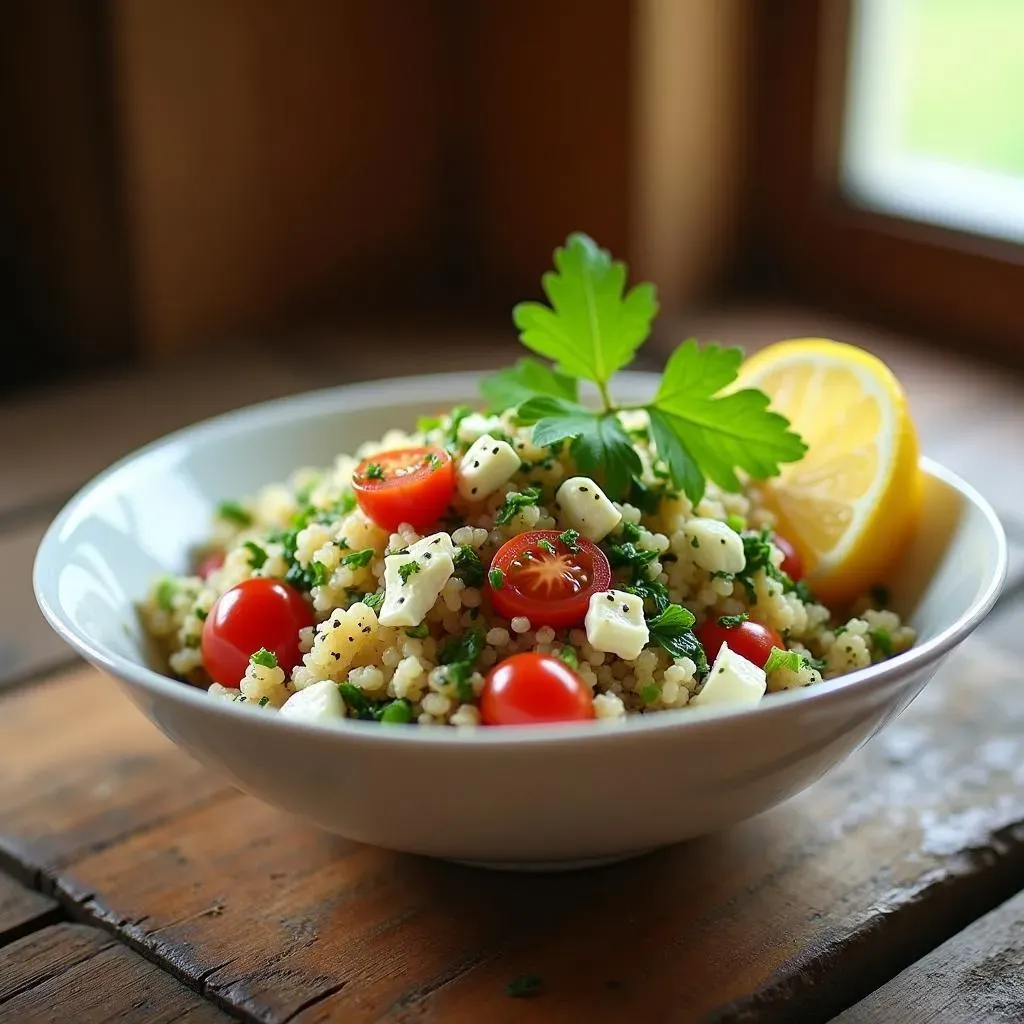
[748,0,1024,363]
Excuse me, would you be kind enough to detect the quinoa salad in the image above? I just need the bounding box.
[140,235,915,727]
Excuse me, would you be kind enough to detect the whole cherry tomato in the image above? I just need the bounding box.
[480,653,594,725]
[201,578,314,685]
[695,618,784,670]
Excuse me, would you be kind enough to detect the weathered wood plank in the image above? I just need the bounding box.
[832,888,1024,1023]
[0,873,60,946]
[0,618,1012,1024]
[0,923,232,1022]
[0,669,232,879]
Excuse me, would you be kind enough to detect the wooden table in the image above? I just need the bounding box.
[3,309,1024,1022]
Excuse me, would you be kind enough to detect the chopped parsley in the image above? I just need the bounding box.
[216,500,252,527]
[445,661,476,703]
[440,627,484,667]
[726,514,747,534]
[339,682,376,720]
[417,414,443,433]
[308,560,330,588]
[640,683,660,705]
[405,624,430,638]
[538,538,557,556]
[379,699,413,724]
[243,540,268,570]
[647,604,707,674]
[362,463,385,481]
[558,528,581,552]
[833,625,848,637]
[764,647,801,673]
[494,486,542,526]
[506,974,543,999]
[155,578,177,612]
[488,567,505,590]
[627,576,671,615]
[618,521,642,543]
[557,645,579,669]
[360,591,385,612]
[803,653,828,672]
[735,528,808,604]
[249,648,279,669]
[257,696,270,707]
[341,547,375,570]
[445,405,473,448]
[425,452,443,470]
[453,544,485,587]
[195,607,208,622]
[869,627,894,656]
[398,560,421,584]
[604,540,658,572]
[717,612,749,628]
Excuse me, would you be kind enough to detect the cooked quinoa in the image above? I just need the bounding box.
[139,407,915,726]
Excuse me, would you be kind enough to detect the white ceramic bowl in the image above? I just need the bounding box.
[34,372,1007,869]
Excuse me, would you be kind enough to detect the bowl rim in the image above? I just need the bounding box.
[33,370,1009,746]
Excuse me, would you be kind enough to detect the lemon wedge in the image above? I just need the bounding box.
[736,338,921,604]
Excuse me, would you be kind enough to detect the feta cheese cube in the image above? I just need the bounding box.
[691,641,766,708]
[280,679,345,722]
[683,517,746,574]
[456,412,505,444]
[585,589,649,661]
[556,477,622,542]
[379,531,455,627]
[456,433,521,501]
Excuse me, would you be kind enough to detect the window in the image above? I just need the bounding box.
[842,0,1024,245]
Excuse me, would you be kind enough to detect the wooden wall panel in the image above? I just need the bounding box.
[111,0,447,357]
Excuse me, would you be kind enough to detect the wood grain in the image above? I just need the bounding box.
[833,889,1024,1023]
[0,873,59,946]
[0,620,1019,1023]
[0,923,232,1022]
[0,670,232,878]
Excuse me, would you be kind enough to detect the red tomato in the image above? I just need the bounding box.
[480,653,594,725]
[351,447,454,533]
[695,618,784,670]
[773,534,804,581]
[488,530,612,629]
[201,578,315,686]
[196,551,225,580]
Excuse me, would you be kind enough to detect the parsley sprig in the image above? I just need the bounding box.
[481,233,806,504]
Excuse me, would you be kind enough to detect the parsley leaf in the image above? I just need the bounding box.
[506,973,543,998]
[521,399,642,499]
[250,648,278,669]
[869,627,894,656]
[308,560,330,587]
[341,547,375,570]
[440,627,484,667]
[398,561,421,584]
[557,645,579,669]
[360,591,385,612]
[405,624,430,638]
[480,357,578,410]
[488,567,505,590]
[216,500,252,526]
[627,576,670,614]
[453,545,485,587]
[764,647,801,673]
[339,682,376,720]
[155,577,177,612]
[243,540,268,570]
[494,487,542,526]
[647,604,706,674]
[558,528,581,552]
[363,463,385,481]
[604,540,658,572]
[512,233,657,387]
[717,612,749,628]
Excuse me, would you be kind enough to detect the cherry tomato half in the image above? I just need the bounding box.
[488,530,612,629]
[773,534,804,582]
[351,447,455,533]
[480,653,594,725]
[201,578,315,686]
[695,618,784,671]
